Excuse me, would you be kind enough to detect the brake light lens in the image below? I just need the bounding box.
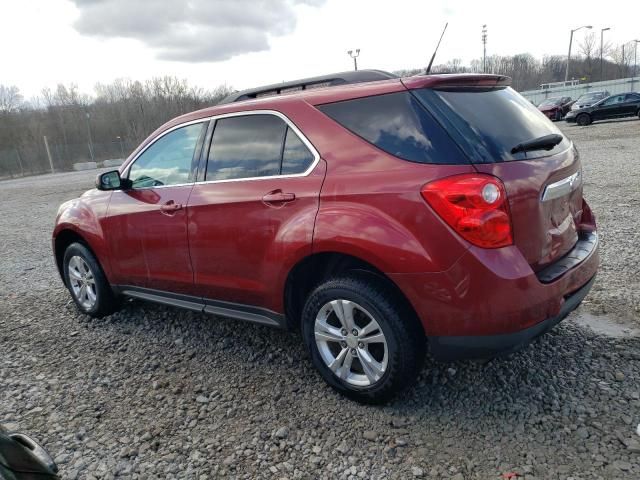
[421,174,513,248]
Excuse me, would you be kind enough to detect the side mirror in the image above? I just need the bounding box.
[96,170,130,191]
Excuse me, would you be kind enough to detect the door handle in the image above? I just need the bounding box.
[160,201,183,214]
[262,191,296,204]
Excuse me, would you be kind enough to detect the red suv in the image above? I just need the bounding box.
[53,71,599,403]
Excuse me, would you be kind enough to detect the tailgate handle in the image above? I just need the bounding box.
[541,171,581,202]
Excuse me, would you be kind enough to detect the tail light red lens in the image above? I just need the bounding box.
[421,174,513,248]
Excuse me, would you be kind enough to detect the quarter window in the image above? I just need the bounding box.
[318,92,464,164]
[128,123,205,188]
[282,127,315,174]
[206,114,315,180]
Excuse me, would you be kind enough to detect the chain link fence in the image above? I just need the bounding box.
[0,139,137,179]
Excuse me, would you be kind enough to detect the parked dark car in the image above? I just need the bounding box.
[538,96,574,120]
[53,71,598,403]
[565,92,640,125]
[0,426,59,479]
[570,91,610,111]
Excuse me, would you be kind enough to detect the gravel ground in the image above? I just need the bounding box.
[1,119,639,479]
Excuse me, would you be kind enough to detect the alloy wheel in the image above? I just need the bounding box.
[67,255,97,309]
[314,299,388,387]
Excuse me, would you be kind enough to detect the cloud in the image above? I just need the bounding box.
[70,0,325,62]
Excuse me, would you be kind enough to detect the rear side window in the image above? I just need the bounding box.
[318,92,466,164]
[414,87,570,162]
[206,115,316,180]
[207,115,285,181]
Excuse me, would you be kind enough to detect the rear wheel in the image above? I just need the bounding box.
[301,275,425,404]
[63,242,118,318]
[577,113,591,126]
[555,110,562,121]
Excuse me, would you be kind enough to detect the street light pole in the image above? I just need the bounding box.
[565,25,592,81]
[347,49,360,71]
[600,27,611,81]
[635,40,639,78]
[482,25,487,73]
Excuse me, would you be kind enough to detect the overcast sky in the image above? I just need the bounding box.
[2,0,638,98]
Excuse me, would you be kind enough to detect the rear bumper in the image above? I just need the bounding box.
[428,274,595,360]
[389,230,599,359]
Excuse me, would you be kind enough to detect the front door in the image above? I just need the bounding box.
[105,121,208,294]
[188,113,325,313]
[593,94,624,120]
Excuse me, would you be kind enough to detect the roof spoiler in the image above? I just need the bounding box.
[402,74,511,91]
[220,70,398,104]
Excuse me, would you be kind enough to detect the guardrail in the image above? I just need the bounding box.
[520,77,640,104]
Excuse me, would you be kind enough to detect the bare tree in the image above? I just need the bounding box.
[0,85,23,113]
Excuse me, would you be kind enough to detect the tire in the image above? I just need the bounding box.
[62,242,118,318]
[577,113,591,126]
[555,110,562,121]
[301,275,425,404]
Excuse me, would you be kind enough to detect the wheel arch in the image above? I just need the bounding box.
[283,251,425,335]
[54,228,99,286]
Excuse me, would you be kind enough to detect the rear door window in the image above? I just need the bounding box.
[205,114,316,181]
[318,92,466,165]
[414,87,571,163]
[207,115,286,181]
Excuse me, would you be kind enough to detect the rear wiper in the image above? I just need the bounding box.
[511,133,563,155]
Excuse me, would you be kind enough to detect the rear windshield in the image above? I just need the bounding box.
[317,92,467,165]
[413,87,571,162]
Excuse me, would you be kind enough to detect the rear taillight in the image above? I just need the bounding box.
[421,174,513,248]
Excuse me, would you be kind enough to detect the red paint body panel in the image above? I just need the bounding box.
[187,161,326,312]
[391,225,598,336]
[53,189,114,280]
[474,147,582,271]
[53,72,599,351]
[103,186,195,294]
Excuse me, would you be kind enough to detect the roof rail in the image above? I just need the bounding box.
[219,69,398,104]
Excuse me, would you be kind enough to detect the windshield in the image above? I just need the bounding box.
[414,87,570,162]
[578,93,603,102]
[538,98,561,107]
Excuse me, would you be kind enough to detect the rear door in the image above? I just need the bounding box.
[413,86,582,271]
[105,121,207,294]
[187,112,325,313]
[622,93,640,116]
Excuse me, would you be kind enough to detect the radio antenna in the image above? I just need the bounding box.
[426,23,448,74]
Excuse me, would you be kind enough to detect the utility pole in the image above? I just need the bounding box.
[43,136,54,174]
[347,49,360,71]
[600,27,611,81]
[116,136,125,159]
[85,111,95,162]
[482,25,487,73]
[565,25,592,81]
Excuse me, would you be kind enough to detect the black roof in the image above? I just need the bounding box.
[219,69,398,104]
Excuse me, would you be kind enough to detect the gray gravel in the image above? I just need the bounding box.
[1,119,639,479]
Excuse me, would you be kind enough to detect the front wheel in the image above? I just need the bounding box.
[63,242,118,318]
[577,113,591,126]
[555,110,563,121]
[301,275,425,404]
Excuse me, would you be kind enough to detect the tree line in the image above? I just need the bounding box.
[396,35,637,91]
[1,36,637,177]
[0,78,232,177]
